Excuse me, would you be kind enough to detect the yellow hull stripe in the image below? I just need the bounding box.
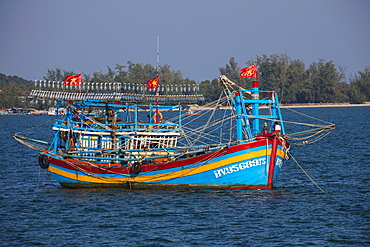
[49,149,286,184]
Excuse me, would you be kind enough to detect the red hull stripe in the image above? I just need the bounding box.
[47,138,286,175]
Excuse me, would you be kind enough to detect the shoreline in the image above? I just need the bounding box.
[1,103,369,115]
[189,102,370,111]
[280,102,370,108]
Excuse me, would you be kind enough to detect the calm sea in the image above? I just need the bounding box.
[0,106,369,246]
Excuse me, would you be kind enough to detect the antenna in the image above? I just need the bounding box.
[156,34,160,73]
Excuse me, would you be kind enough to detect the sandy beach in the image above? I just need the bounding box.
[187,102,370,111]
[279,102,370,108]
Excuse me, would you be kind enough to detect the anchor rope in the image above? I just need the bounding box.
[289,151,325,193]
[38,166,57,187]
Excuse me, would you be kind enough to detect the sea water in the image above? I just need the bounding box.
[0,106,369,246]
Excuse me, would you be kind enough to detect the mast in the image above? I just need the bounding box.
[155,34,160,123]
[156,34,160,72]
[235,91,243,141]
[251,72,260,135]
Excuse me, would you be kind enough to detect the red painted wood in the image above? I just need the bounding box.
[267,136,278,189]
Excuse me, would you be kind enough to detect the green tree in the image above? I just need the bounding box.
[246,54,290,101]
[44,68,75,81]
[114,64,128,82]
[0,73,34,108]
[126,61,153,85]
[219,57,254,90]
[349,66,370,103]
[219,57,240,82]
[199,79,222,103]
[349,85,367,104]
[307,59,346,103]
[355,66,370,100]
[285,59,307,103]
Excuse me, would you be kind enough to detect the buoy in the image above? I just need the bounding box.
[38,155,49,169]
[130,162,142,174]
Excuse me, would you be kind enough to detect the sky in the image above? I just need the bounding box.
[0,0,369,83]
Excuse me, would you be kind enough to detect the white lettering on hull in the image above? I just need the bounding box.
[213,157,267,179]
[276,157,283,169]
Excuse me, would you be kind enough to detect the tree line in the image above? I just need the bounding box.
[0,53,369,109]
[43,62,196,87]
[0,73,34,109]
[212,54,369,104]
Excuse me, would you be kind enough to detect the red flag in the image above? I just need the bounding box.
[146,76,159,89]
[240,64,257,78]
[64,74,82,86]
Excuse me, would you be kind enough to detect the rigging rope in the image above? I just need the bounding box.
[13,135,49,151]
[13,118,54,151]
[284,107,334,125]
[288,129,332,145]
[14,118,53,136]
[189,92,225,146]
[241,114,330,128]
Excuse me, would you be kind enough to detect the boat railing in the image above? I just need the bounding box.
[54,119,181,133]
[116,122,179,132]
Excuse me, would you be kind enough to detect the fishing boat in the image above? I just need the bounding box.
[184,110,200,116]
[47,107,66,116]
[14,74,335,190]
